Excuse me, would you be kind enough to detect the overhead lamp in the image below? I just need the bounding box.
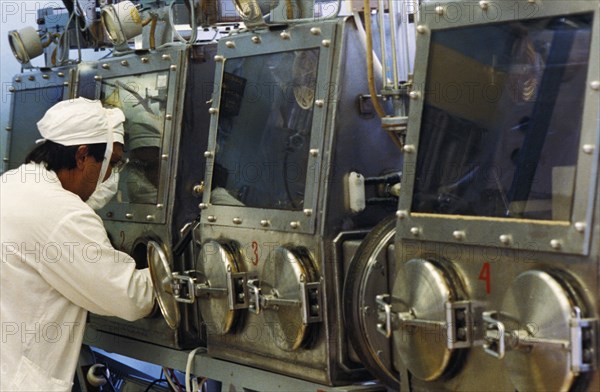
[233,0,267,28]
[101,1,143,48]
[8,26,43,64]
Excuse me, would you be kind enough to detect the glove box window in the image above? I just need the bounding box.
[212,49,320,211]
[412,13,593,221]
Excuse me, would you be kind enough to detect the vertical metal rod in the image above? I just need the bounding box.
[400,1,412,81]
[388,0,400,88]
[377,0,388,90]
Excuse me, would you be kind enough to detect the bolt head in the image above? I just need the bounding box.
[396,210,408,219]
[499,234,512,245]
[403,144,416,153]
[453,230,465,240]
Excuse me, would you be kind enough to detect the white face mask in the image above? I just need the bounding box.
[86,172,119,210]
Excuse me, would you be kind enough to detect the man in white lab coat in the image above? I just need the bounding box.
[0,98,155,391]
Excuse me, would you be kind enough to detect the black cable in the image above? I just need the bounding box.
[283,150,298,209]
[143,379,168,392]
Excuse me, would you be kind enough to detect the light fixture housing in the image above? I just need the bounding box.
[101,1,143,47]
[8,26,43,64]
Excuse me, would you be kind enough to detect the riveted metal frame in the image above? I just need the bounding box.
[201,21,339,234]
[4,66,75,172]
[93,47,187,224]
[398,0,600,256]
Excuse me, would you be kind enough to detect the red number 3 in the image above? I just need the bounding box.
[251,241,259,266]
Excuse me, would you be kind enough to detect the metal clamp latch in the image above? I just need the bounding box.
[171,270,250,310]
[375,294,397,338]
[247,279,323,325]
[482,311,506,359]
[300,280,323,324]
[376,295,481,349]
[482,307,596,372]
[247,278,262,314]
[446,301,483,349]
[171,271,197,304]
[226,271,253,310]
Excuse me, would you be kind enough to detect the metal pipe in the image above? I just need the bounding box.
[399,4,411,81]
[388,0,400,88]
[363,0,387,118]
[377,0,387,90]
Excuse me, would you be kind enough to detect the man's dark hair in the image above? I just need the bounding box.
[25,141,107,172]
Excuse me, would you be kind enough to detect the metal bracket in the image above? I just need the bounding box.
[375,294,396,338]
[247,278,323,325]
[226,271,254,310]
[247,278,262,314]
[482,307,596,372]
[376,295,481,349]
[171,270,249,308]
[171,271,197,304]
[300,280,323,324]
[482,311,506,359]
[569,307,596,373]
[446,301,484,349]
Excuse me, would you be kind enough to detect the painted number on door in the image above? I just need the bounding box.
[251,241,259,266]
[479,262,491,294]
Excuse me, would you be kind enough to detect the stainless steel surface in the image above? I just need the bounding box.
[201,21,339,235]
[148,240,180,329]
[379,5,600,390]
[197,16,401,385]
[343,218,399,386]
[392,259,453,381]
[500,271,580,392]
[84,327,386,392]
[89,43,217,349]
[94,48,187,225]
[4,67,74,172]
[197,240,240,335]
[262,246,313,351]
[398,0,600,256]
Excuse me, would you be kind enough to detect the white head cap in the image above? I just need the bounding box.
[36,98,125,145]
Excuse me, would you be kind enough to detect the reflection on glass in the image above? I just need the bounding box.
[212,49,319,210]
[412,14,592,220]
[101,71,168,204]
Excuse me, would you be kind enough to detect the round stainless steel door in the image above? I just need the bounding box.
[147,240,180,329]
[500,270,589,391]
[197,240,242,335]
[392,258,465,381]
[262,246,319,351]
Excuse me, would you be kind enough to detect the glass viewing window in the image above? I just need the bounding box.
[100,71,169,205]
[412,13,593,221]
[212,49,320,211]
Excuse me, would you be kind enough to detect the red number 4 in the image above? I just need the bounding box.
[479,262,491,294]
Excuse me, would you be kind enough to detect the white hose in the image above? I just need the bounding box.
[185,347,206,392]
[169,0,197,44]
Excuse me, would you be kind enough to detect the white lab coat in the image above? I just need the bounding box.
[0,163,155,391]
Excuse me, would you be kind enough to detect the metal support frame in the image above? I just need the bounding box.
[83,327,386,391]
